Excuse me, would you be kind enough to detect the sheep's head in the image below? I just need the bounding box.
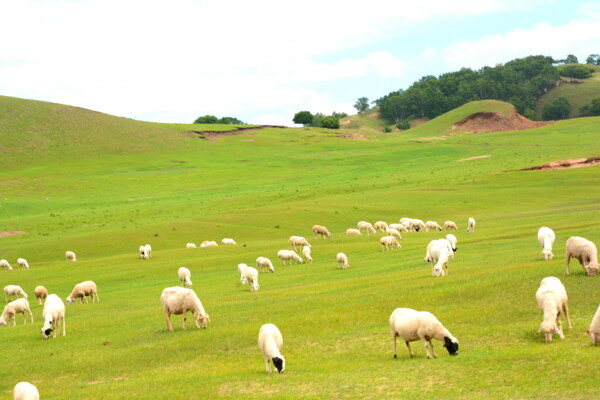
[196,313,210,329]
[23,293,28,299]
[272,355,286,373]
[539,322,560,342]
[542,249,553,261]
[587,330,600,346]
[443,337,459,356]
[433,265,443,277]
[0,319,7,327]
[585,263,599,276]
[41,323,53,339]
[241,277,247,285]
[66,296,75,305]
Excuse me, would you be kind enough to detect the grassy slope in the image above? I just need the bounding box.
[1,98,600,399]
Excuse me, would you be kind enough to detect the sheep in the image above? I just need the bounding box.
[4,285,28,302]
[238,263,249,283]
[424,240,453,276]
[66,281,99,304]
[399,219,412,231]
[301,246,313,263]
[389,223,408,233]
[160,286,210,331]
[13,382,39,400]
[536,277,571,342]
[357,221,376,235]
[16,258,29,270]
[34,286,48,305]
[312,224,331,239]
[424,239,454,263]
[65,251,77,262]
[0,298,33,326]
[41,294,66,339]
[374,221,389,232]
[1,259,13,271]
[587,304,600,345]
[289,235,311,250]
[178,267,192,288]
[256,257,275,273]
[221,238,237,245]
[139,245,149,259]
[410,219,429,232]
[467,218,476,233]
[240,265,260,292]
[336,252,349,269]
[345,228,361,236]
[144,244,152,258]
[389,307,459,358]
[277,250,303,265]
[186,243,197,249]
[537,227,555,261]
[444,221,458,230]
[200,240,218,247]
[565,236,599,276]
[258,323,285,373]
[445,234,458,253]
[425,221,443,232]
[380,236,401,251]
[386,228,402,240]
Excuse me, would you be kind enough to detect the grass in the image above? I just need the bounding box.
[1,97,600,399]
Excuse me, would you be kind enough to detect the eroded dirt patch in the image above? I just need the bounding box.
[505,157,600,172]
[458,155,492,162]
[0,230,25,237]
[451,108,554,134]
[188,125,286,140]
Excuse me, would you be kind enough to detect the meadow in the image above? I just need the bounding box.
[1,97,600,399]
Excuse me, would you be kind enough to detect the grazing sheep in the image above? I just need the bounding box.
[160,287,210,331]
[302,246,313,263]
[445,234,458,253]
[336,252,349,269]
[4,285,28,302]
[389,307,459,359]
[537,227,556,261]
[144,244,152,258]
[345,228,361,236]
[467,218,476,233]
[139,245,149,259]
[186,243,197,249]
[374,221,389,232]
[258,323,285,373]
[34,286,48,305]
[409,219,428,232]
[312,225,331,239]
[240,265,260,292]
[277,250,303,265]
[221,238,237,245]
[13,382,39,400]
[586,304,600,345]
[178,267,192,288]
[536,277,571,342]
[16,258,29,270]
[565,236,599,276]
[289,235,311,250]
[357,221,376,235]
[256,257,275,273]
[444,221,458,230]
[200,240,218,247]
[424,239,454,263]
[0,298,33,326]
[1,259,13,271]
[389,223,409,233]
[66,281,99,304]
[238,263,249,283]
[386,228,402,240]
[380,236,401,251]
[41,294,66,339]
[424,240,453,276]
[425,221,443,232]
[65,251,77,262]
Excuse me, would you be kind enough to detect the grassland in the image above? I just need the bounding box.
[1,97,600,399]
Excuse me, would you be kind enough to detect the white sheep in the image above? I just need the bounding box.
[65,251,77,262]
[357,221,376,235]
[425,221,443,231]
[238,263,249,283]
[66,281,99,304]
[258,323,285,373]
[277,250,303,265]
[587,304,600,345]
[256,257,275,273]
[409,219,428,232]
[16,258,29,270]
[1,259,13,271]
[389,307,459,358]
[289,235,311,250]
[374,221,389,232]
[444,221,458,230]
[34,286,48,305]
[445,234,458,253]
[0,298,33,326]
[144,244,152,258]
[467,218,476,233]
[537,227,555,261]
[424,240,453,276]
[200,240,218,247]
[178,267,192,288]
[565,236,599,276]
[345,228,361,236]
[139,245,149,259]
[312,225,331,239]
[424,239,454,263]
[41,294,66,339]
[536,276,571,342]
[336,252,349,269]
[186,242,197,249]
[13,382,39,400]
[380,236,401,251]
[389,223,409,233]
[240,265,260,292]
[160,286,210,331]
[302,246,313,263]
[4,285,28,302]
[386,228,402,240]
[221,238,237,245]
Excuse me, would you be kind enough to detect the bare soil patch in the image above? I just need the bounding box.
[0,230,25,237]
[451,108,554,134]
[188,125,286,140]
[505,157,600,172]
[458,155,492,162]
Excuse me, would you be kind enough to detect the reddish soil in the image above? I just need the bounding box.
[0,230,25,237]
[505,157,600,172]
[188,125,286,140]
[451,108,554,134]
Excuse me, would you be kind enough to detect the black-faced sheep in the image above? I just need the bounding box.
[258,323,285,373]
[41,294,66,339]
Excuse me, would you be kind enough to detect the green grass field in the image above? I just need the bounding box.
[1,97,600,399]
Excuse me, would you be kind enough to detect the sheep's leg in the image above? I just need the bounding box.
[12,315,16,326]
[405,341,415,357]
[22,312,27,324]
[265,357,271,373]
[165,312,173,331]
[392,333,397,358]
[421,339,432,358]
[62,315,66,336]
[565,252,572,275]
[182,312,187,330]
[28,309,33,323]
[429,340,438,358]
[563,303,572,329]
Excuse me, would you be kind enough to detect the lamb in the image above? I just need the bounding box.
[345,228,361,235]
[0,298,33,326]
[65,251,77,262]
[409,219,428,232]
[277,250,303,265]
[389,307,459,358]
[239,264,260,292]
[12,382,39,400]
[380,236,401,251]
[467,218,476,233]
[536,277,571,342]
[302,246,312,263]
[178,267,192,288]
[144,244,152,258]
[565,236,599,276]
[386,228,402,240]
[389,223,408,233]
[289,235,311,250]
[336,252,349,269]
[445,234,458,253]
[41,294,66,339]
[256,257,275,273]
[258,323,285,373]
[425,221,443,232]
[357,221,376,235]
[160,286,210,331]
[424,240,453,276]
[139,245,149,259]
[444,221,458,230]
[200,240,218,247]
[312,225,331,239]
[186,243,197,249]
[34,286,48,305]
[374,221,389,232]
[221,238,237,245]
[1,259,13,271]
[66,281,99,304]
[16,258,29,270]
[4,285,28,302]
[537,227,555,261]
[587,304,600,345]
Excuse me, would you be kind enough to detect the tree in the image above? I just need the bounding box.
[579,98,600,116]
[354,97,370,113]
[542,97,571,120]
[194,115,219,124]
[219,117,244,124]
[332,111,348,120]
[292,111,314,126]
[320,116,340,129]
[565,54,578,64]
[559,65,593,79]
[586,54,600,65]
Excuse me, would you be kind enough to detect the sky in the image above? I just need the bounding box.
[1,0,599,126]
